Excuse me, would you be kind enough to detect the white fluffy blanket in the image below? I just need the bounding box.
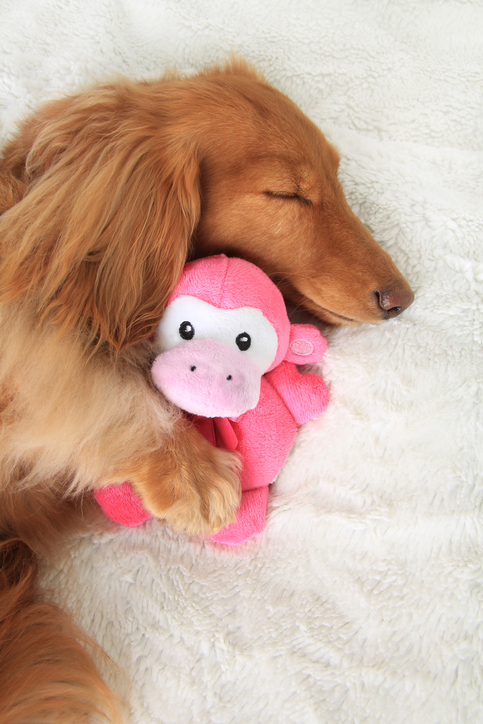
[1,1,482,722]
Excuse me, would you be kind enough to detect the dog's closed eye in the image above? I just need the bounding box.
[263,190,312,206]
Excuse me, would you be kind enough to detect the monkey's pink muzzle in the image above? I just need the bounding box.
[151,340,262,418]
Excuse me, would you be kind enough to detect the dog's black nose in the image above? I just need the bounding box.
[375,286,414,318]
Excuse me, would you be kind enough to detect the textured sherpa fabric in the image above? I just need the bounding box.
[1,1,482,722]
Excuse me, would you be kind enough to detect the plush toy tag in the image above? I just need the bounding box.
[284,324,327,364]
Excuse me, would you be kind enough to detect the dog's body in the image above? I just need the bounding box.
[0,60,413,722]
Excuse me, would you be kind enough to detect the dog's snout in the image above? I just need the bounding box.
[375,286,415,318]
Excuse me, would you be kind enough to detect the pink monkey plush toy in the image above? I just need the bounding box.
[95,255,329,544]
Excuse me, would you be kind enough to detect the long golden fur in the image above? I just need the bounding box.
[0,60,413,722]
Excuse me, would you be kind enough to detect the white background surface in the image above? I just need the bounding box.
[1,1,482,722]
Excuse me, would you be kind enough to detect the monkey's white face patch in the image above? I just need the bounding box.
[155,296,279,374]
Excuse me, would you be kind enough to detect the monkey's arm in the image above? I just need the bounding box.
[265,361,329,425]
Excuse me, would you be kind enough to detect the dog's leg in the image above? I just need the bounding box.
[109,418,242,536]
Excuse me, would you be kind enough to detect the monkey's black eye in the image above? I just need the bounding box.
[179,321,195,340]
[236,332,251,351]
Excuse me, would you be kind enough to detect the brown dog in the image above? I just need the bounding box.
[0,60,413,722]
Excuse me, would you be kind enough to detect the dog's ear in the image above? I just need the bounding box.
[0,83,201,349]
[0,167,28,215]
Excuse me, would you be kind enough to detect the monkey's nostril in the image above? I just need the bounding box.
[190,366,196,372]
[226,375,232,381]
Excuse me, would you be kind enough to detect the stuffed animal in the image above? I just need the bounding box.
[95,255,329,544]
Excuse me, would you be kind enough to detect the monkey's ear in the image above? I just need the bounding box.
[284,324,327,364]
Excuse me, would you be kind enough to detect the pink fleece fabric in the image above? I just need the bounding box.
[94,256,329,544]
[94,482,151,528]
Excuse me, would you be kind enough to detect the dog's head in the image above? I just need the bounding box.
[0,60,413,351]
[193,62,414,325]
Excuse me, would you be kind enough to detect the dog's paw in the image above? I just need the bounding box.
[165,444,242,536]
[118,422,242,536]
